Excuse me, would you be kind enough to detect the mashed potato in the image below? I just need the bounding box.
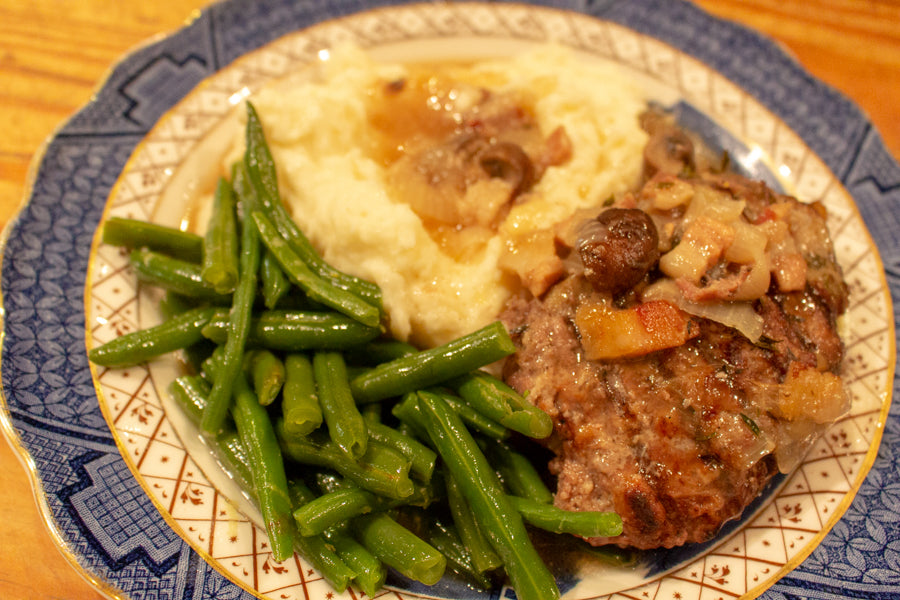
[228,45,647,347]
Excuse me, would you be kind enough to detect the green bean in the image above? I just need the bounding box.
[345,365,369,382]
[260,248,290,309]
[350,321,516,403]
[295,468,441,537]
[354,512,446,586]
[253,211,381,328]
[394,420,422,443]
[173,376,355,586]
[313,471,352,495]
[102,99,597,596]
[453,371,553,439]
[281,354,322,439]
[243,101,382,308]
[365,421,436,482]
[581,545,640,568]
[286,480,356,592]
[313,351,368,459]
[216,430,255,492]
[314,471,437,510]
[485,440,553,504]
[245,349,285,406]
[397,387,507,441]
[101,216,203,263]
[293,487,378,537]
[344,340,418,366]
[193,416,254,493]
[287,477,318,505]
[200,175,262,436]
[183,339,217,373]
[171,374,326,570]
[168,375,254,490]
[257,203,383,309]
[278,430,414,500]
[325,531,386,597]
[200,344,225,381]
[360,402,382,424]
[445,471,502,573]
[130,248,230,302]
[358,440,413,494]
[396,387,516,447]
[265,206,383,309]
[428,520,492,589]
[88,306,217,367]
[230,155,256,210]
[432,389,509,441]
[507,496,623,538]
[242,101,279,201]
[202,309,381,351]
[231,370,297,561]
[158,291,201,319]
[390,392,429,439]
[168,374,210,422]
[413,390,560,600]
[400,480,441,509]
[201,177,240,294]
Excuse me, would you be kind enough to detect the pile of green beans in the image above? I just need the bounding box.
[88,101,623,600]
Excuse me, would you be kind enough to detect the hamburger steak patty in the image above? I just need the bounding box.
[501,115,850,549]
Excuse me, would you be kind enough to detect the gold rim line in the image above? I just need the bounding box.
[88,3,900,599]
[0,401,121,600]
[0,5,218,600]
[79,8,338,598]
[84,122,271,600]
[49,2,900,600]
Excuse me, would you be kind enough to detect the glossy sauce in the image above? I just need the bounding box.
[365,66,567,262]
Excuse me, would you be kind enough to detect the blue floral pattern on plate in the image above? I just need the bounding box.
[2,1,897,599]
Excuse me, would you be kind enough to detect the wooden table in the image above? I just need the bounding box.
[1,1,898,599]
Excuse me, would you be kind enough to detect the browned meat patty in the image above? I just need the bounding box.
[501,154,849,549]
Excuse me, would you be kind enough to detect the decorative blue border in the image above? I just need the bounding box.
[3,1,898,599]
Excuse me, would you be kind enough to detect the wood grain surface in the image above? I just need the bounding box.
[1,1,898,599]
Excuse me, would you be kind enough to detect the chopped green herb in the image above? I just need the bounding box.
[740,413,761,437]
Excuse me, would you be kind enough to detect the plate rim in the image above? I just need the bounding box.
[2,1,898,600]
[87,2,900,597]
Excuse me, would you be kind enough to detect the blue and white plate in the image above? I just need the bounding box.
[2,2,897,599]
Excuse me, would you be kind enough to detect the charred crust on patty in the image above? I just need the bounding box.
[500,109,849,550]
